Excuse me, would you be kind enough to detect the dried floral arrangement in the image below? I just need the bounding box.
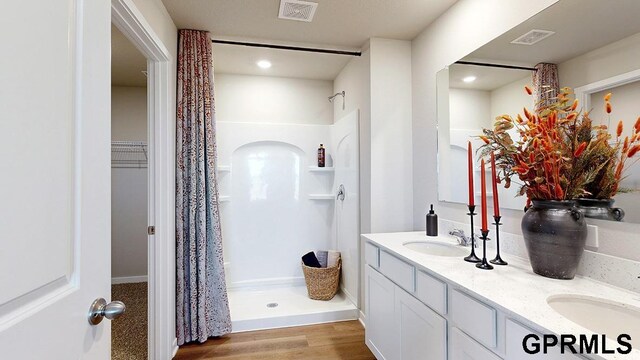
[479,87,640,201]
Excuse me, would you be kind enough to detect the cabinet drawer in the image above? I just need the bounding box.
[506,319,583,360]
[451,290,497,348]
[364,242,379,268]
[379,251,415,292]
[450,327,502,360]
[415,270,447,315]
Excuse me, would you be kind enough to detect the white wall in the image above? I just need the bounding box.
[489,76,533,125]
[111,86,147,140]
[559,32,640,89]
[450,88,491,129]
[334,46,372,234]
[111,86,148,280]
[370,38,414,233]
[333,46,371,314]
[333,39,413,315]
[214,74,333,125]
[411,0,559,234]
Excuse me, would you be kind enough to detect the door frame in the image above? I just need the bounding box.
[111,0,176,358]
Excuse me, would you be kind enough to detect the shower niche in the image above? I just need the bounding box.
[216,112,360,332]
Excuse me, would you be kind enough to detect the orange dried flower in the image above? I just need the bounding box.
[574,142,587,157]
[480,136,490,144]
[623,136,630,153]
[604,92,612,101]
[525,86,533,95]
[566,113,577,121]
[635,117,640,133]
[524,107,533,121]
[617,120,624,137]
[571,99,579,111]
[555,184,564,199]
[629,144,640,158]
[606,102,612,114]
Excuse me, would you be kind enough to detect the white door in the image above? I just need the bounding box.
[0,1,112,359]
[331,110,360,305]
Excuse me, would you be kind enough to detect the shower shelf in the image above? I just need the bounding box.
[308,194,335,200]
[308,166,334,172]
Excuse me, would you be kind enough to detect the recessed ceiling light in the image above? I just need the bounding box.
[463,76,477,83]
[257,60,272,69]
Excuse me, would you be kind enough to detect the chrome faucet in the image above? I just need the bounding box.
[449,228,477,248]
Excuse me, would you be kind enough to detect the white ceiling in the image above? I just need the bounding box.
[162,0,458,48]
[212,43,351,80]
[163,0,457,80]
[111,25,147,87]
[449,64,531,91]
[466,0,640,66]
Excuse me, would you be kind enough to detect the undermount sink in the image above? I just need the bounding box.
[547,295,640,348]
[403,241,468,257]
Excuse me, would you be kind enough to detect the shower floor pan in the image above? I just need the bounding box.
[228,285,358,333]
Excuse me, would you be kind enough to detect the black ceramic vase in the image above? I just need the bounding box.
[521,200,587,280]
[575,198,625,222]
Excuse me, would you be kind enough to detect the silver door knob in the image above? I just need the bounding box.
[88,298,126,325]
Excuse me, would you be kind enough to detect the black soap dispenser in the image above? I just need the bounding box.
[426,204,438,237]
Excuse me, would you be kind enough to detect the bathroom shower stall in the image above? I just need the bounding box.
[216,111,360,332]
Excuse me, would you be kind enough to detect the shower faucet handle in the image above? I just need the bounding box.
[337,184,345,201]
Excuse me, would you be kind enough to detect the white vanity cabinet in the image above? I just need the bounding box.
[365,264,399,360]
[395,284,447,360]
[363,240,585,360]
[365,264,447,360]
[450,327,502,360]
[365,245,447,360]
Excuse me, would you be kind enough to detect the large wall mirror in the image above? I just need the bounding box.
[437,0,640,223]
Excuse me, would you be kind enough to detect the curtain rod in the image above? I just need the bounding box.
[211,39,362,57]
[455,61,536,71]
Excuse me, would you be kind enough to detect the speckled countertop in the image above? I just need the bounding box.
[362,231,640,360]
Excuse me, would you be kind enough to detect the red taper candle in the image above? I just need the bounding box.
[468,141,475,206]
[480,158,488,231]
[491,152,500,217]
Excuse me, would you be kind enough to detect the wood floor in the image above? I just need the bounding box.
[174,320,376,360]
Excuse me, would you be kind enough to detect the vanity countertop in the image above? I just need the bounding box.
[362,231,640,360]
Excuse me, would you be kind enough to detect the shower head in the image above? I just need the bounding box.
[328,91,345,102]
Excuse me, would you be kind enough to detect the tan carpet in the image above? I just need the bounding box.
[112,282,148,360]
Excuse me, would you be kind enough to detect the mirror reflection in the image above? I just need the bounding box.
[437,0,640,223]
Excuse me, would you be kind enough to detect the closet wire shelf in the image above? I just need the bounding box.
[112,141,148,168]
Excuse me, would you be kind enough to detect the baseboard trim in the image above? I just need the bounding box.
[172,338,178,358]
[358,310,366,328]
[112,275,148,284]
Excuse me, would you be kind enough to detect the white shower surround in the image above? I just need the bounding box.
[216,111,360,331]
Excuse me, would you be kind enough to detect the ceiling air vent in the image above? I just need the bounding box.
[511,29,555,45]
[278,0,318,22]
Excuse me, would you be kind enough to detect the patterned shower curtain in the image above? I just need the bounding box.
[532,63,559,111]
[176,29,231,345]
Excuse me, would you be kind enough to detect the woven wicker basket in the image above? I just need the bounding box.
[301,258,341,301]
